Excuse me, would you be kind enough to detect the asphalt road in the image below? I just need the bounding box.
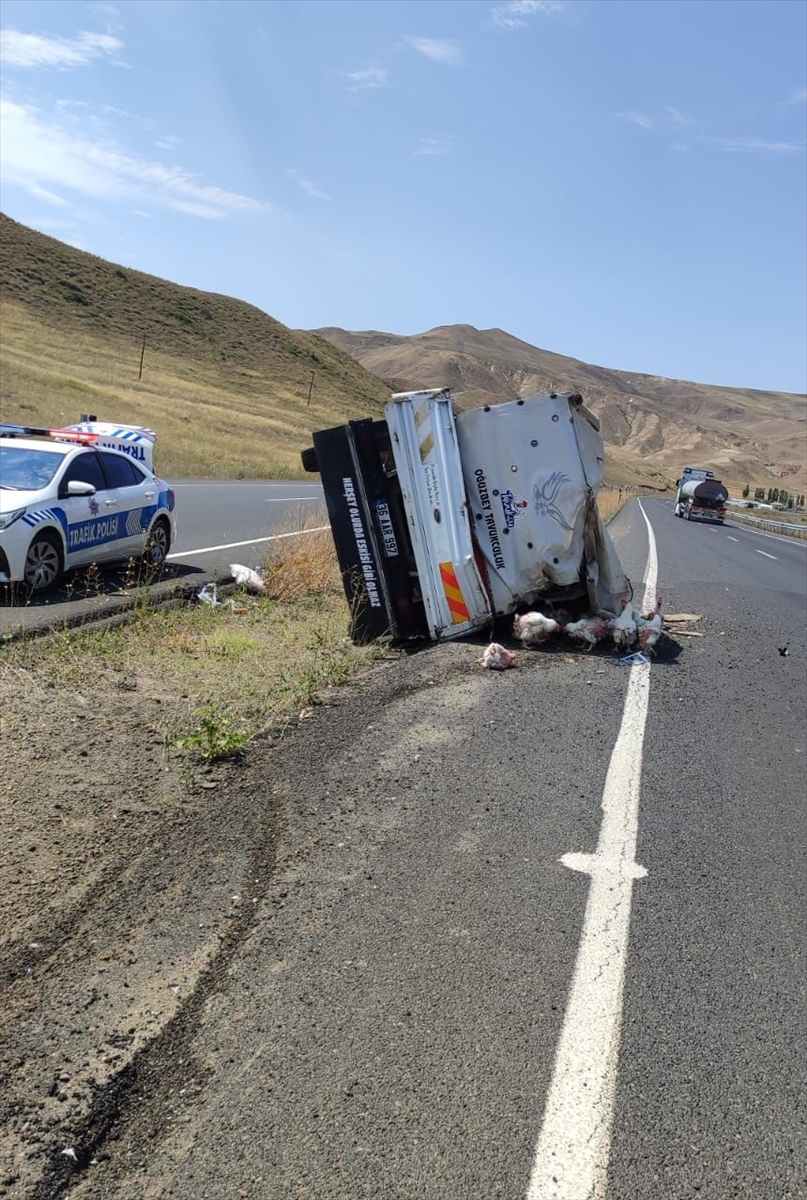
[166,478,327,578]
[72,499,806,1200]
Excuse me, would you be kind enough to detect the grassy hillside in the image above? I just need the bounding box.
[0,213,389,478]
[316,324,807,494]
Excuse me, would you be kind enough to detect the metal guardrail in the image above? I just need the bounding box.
[725,510,807,539]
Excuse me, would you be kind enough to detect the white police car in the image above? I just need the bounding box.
[0,421,176,593]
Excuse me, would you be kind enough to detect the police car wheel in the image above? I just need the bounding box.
[143,518,170,567]
[23,532,63,593]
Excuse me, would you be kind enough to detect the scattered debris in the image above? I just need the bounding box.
[195,582,245,612]
[479,643,518,670]
[196,583,221,606]
[60,1148,78,1162]
[778,646,790,657]
[665,612,704,639]
[619,651,651,666]
[229,563,265,593]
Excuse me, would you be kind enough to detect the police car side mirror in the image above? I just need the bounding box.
[61,480,97,498]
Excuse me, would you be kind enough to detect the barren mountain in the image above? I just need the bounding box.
[315,324,807,493]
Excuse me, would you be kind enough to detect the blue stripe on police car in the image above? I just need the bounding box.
[67,514,121,550]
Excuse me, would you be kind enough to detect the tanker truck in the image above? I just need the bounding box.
[674,466,728,523]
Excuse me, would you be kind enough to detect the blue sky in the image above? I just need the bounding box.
[1,0,805,393]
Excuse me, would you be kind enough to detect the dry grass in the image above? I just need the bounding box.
[0,524,390,767]
[596,487,630,523]
[260,524,341,601]
[0,301,382,479]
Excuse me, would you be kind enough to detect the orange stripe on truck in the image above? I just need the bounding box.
[439,561,470,623]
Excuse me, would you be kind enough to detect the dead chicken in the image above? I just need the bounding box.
[513,611,560,646]
[480,642,518,670]
[563,614,612,651]
[611,598,638,651]
[636,597,664,654]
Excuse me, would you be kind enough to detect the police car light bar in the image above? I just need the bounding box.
[0,423,99,444]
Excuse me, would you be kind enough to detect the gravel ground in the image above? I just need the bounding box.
[0,651,297,1199]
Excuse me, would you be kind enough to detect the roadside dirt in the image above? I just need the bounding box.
[2,630,543,1199]
[0,654,295,1199]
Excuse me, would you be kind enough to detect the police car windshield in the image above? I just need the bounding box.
[0,445,68,490]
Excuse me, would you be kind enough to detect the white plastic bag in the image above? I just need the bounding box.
[229,563,265,594]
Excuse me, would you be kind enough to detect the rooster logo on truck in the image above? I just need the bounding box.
[533,472,573,531]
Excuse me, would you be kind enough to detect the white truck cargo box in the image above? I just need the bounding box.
[455,392,629,616]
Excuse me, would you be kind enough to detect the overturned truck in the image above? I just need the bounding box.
[302,388,630,644]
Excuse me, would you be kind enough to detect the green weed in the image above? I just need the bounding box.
[172,705,249,763]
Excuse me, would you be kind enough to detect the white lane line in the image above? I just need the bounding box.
[167,526,329,560]
[727,536,739,542]
[264,497,321,503]
[527,501,657,1200]
[171,482,322,490]
[755,549,778,560]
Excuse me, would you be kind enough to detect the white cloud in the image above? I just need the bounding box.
[710,136,801,154]
[344,66,387,91]
[0,98,270,219]
[491,0,565,30]
[0,28,123,69]
[155,134,184,150]
[415,136,455,156]
[404,37,463,66]
[664,105,686,126]
[25,180,70,205]
[617,110,653,129]
[786,86,807,105]
[287,168,331,200]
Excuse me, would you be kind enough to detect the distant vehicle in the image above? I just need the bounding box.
[673,466,728,523]
[0,420,176,593]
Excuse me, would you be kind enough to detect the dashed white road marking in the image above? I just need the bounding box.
[167,526,329,560]
[727,536,739,542]
[755,549,778,560]
[527,502,657,1199]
